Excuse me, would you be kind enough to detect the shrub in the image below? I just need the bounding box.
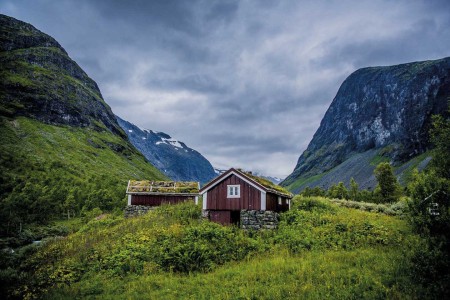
[293,196,336,212]
[151,222,260,273]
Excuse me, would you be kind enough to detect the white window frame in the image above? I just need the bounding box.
[278,196,282,205]
[227,185,241,198]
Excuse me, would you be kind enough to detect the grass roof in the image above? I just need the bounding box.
[127,180,199,194]
[235,169,293,198]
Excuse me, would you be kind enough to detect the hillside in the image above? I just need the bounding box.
[282,57,450,193]
[3,198,425,299]
[0,14,166,235]
[117,116,216,184]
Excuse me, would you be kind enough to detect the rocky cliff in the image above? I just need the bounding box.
[282,57,450,193]
[117,117,216,184]
[0,14,123,136]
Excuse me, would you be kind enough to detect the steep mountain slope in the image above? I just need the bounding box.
[0,15,122,135]
[116,117,216,184]
[0,14,166,233]
[282,57,450,193]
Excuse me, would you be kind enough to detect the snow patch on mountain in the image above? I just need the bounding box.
[116,116,216,183]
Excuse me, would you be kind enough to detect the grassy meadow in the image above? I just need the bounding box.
[6,196,427,299]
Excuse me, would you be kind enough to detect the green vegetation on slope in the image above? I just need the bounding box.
[0,117,166,237]
[286,149,432,194]
[49,248,413,300]
[4,197,426,299]
[285,172,326,193]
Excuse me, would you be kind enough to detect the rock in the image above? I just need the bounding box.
[282,57,450,192]
[240,210,279,230]
[0,14,124,137]
[124,205,156,218]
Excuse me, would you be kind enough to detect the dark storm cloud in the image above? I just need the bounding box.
[85,0,202,35]
[2,0,450,177]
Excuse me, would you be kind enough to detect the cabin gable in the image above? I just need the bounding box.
[206,173,262,211]
[200,168,293,225]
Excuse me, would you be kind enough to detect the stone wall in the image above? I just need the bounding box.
[124,205,156,218]
[240,210,279,230]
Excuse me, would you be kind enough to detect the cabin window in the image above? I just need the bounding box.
[227,185,240,198]
[278,196,282,205]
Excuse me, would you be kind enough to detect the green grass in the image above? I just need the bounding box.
[9,197,424,299]
[48,248,415,300]
[370,154,391,166]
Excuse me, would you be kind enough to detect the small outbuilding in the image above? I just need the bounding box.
[199,168,293,225]
[126,180,200,206]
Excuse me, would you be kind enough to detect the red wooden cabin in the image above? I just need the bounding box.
[126,180,200,206]
[199,168,293,225]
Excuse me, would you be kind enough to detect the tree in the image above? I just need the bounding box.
[349,178,359,201]
[336,182,348,199]
[327,182,348,199]
[408,111,450,236]
[312,186,326,197]
[301,186,313,197]
[63,191,77,219]
[407,111,450,297]
[430,114,450,179]
[374,162,401,203]
[327,184,337,198]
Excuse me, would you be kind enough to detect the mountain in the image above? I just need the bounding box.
[0,15,123,135]
[282,57,450,193]
[214,168,226,176]
[116,117,216,184]
[251,172,284,185]
[0,14,166,233]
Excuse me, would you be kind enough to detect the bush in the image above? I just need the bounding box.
[151,222,260,273]
[293,196,336,212]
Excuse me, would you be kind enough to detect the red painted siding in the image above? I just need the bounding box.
[206,174,261,210]
[266,193,289,212]
[209,210,231,225]
[131,195,193,206]
[266,193,277,211]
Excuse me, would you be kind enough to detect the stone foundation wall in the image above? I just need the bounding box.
[124,205,156,218]
[240,210,279,230]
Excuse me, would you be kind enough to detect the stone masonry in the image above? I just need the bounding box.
[124,205,156,218]
[240,210,279,230]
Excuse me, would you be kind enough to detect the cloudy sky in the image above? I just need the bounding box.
[2,0,450,177]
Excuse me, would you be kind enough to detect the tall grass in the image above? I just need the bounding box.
[48,248,417,299]
[11,197,423,299]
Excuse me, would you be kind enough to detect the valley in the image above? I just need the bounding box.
[1,10,449,300]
